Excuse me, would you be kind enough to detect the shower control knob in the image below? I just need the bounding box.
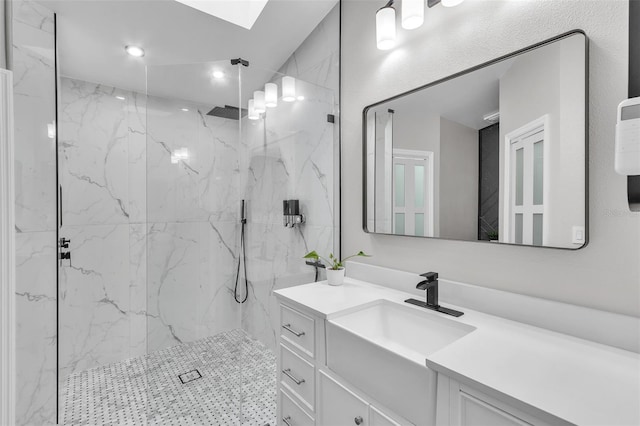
[354,416,363,425]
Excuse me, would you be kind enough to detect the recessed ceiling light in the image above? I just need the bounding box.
[181,108,189,112]
[115,96,126,100]
[212,70,225,79]
[125,45,145,57]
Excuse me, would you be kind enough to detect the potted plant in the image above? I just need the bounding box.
[303,250,371,286]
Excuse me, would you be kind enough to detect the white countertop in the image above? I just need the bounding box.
[275,278,640,426]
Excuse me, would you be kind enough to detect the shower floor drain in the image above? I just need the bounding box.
[178,369,202,384]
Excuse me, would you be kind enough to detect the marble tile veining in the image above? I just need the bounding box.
[61,329,276,426]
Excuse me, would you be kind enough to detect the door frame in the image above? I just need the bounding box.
[0,68,16,426]
[502,115,550,245]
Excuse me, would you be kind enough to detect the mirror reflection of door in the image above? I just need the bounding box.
[392,149,434,237]
[504,117,547,246]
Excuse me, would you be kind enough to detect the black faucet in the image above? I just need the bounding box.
[405,271,464,317]
[416,272,439,308]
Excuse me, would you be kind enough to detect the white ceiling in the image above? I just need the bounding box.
[173,0,269,30]
[38,0,337,105]
[377,58,516,131]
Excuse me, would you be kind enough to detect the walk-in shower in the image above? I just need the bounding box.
[8,0,339,422]
[56,56,337,424]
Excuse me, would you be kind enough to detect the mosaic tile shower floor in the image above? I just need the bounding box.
[60,329,276,425]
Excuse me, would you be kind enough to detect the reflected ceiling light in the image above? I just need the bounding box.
[282,76,296,102]
[254,90,266,113]
[265,83,278,108]
[248,99,260,120]
[297,96,305,101]
[125,45,145,57]
[212,70,225,79]
[47,122,56,139]
[181,108,189,112]
[170,148,189,164]
[441,0,464,7]
[115,96,126,100]
[402,0,424,29]
[376,1,397,50]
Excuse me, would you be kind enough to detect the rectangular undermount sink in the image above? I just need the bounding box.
[326,300,476,425]
[330,299,476,364]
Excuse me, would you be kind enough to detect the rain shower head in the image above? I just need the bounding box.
[206,105,247,120]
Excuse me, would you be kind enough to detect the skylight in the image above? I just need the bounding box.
[174,0,269,30]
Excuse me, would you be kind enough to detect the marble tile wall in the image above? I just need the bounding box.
[145,95,242,352]
[240,5,340,352]
[58,77,243,380]
[11,0,58,424]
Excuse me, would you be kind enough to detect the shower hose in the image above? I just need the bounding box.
[234,214,248,304]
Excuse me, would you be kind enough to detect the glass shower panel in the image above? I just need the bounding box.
[239,65,336,350]
[145,60,244,424]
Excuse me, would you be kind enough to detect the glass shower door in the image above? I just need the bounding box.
[145,60,245,424]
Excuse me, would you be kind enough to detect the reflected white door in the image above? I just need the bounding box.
[391,149,433,237]
[506,124,545,246]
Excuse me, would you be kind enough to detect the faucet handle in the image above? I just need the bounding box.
[420,271,438,281]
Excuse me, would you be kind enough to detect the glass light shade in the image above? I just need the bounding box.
[254,90,266,113]
[248,99,259,120]
[402,0,424,30]
[441,0,464,7]
[282,76,296,102]
[376,6,396,50]
[265,83,278,108]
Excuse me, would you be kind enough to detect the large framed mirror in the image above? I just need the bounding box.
[363,31,588,250]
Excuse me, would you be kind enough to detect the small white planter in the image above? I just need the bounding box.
[326,267,345,286]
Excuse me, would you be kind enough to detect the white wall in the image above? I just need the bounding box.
[439,117,478,240]
[342,0,640,317]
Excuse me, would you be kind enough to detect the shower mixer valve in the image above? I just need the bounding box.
[283,199,305,228]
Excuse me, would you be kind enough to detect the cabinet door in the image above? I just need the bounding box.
[319,371,369,426]
[458,392,531,426]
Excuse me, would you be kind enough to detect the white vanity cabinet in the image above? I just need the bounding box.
[436,375,560,426]
[277,301,413,426]
[278,303,323,425]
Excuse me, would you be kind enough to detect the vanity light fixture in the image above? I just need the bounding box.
[125,45,145,58]
[265,83,278,108]
[115,96,126,100]
[376,0,397,50]
[212,70,225,79]
[402,0,424,29]
[254,90,266,113]
[248,99,260,120]
[377,0,465,50]
[282,76,296,102]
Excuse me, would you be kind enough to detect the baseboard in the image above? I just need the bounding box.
[0,68,16,426]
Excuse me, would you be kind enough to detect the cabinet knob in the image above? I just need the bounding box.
[354,416,364,425]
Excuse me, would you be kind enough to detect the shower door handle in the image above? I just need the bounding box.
[282,324,305,337]
[282,368,305,385]
[282,416,293,426]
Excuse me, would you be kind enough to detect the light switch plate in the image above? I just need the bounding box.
[572,226,586,245]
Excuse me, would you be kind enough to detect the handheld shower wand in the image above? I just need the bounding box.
[234,200,248,303]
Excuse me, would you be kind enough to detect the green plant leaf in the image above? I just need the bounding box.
[303,251,319,260]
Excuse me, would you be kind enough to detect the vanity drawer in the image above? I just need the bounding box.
[280,344,315,412]
[280,304,315,358]
[280,388,315,426]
